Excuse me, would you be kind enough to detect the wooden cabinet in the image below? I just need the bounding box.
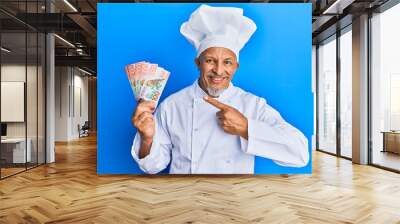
[382,131,400,154]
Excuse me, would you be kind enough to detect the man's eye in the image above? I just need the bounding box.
[224,61,232,65]
[205,59,214,63]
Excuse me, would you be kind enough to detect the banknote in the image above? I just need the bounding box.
[124,61,170,105]
[125,61,159,100]
[125,61,145,98]
[140,67,170,106]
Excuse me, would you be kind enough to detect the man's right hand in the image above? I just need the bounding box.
[132,100,156,143]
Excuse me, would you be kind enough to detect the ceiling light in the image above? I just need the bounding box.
[1,47,11,53]
[63,0,78,12]
[78,67,93,76]
[54,34,75,48]
[322,0,355,15]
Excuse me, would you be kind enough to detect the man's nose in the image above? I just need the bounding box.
[212,62,224,76]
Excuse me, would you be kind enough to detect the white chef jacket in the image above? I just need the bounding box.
[131,80,309,174]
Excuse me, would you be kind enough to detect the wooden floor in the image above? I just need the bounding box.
[1,135,400,223]
[372,150,400,171]
[1,167,26,178]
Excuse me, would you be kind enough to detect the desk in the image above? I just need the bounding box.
[382,131,400,154]
[1,138,31,163]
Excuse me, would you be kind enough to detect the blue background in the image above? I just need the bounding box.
[98,3,313,174]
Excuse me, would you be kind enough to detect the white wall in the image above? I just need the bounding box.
[70,72,89,139]
[55,67,89,141]
[1,63,46,164]
[1,65,25,132]
[55,66,69,141]
[1,64,40,138]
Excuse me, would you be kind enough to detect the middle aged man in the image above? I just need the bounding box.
[131,4,309,174]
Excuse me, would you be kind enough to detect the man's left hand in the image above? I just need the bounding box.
[204,96,248,140]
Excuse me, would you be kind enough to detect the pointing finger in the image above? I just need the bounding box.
[203,95,229,111]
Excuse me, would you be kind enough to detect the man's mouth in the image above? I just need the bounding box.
[208,76,228,85]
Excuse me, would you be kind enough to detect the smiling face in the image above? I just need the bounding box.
[195,47,239,97]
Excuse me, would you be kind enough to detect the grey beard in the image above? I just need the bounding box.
[206,87,225,97]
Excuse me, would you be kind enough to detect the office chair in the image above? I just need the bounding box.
[79,121,90,138]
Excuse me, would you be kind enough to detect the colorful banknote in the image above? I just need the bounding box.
[125,61,170,106]
[140,67,170,105]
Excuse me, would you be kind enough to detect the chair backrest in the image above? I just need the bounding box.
[82,121,90,129]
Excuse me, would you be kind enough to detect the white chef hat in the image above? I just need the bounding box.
[180,4,257,62]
